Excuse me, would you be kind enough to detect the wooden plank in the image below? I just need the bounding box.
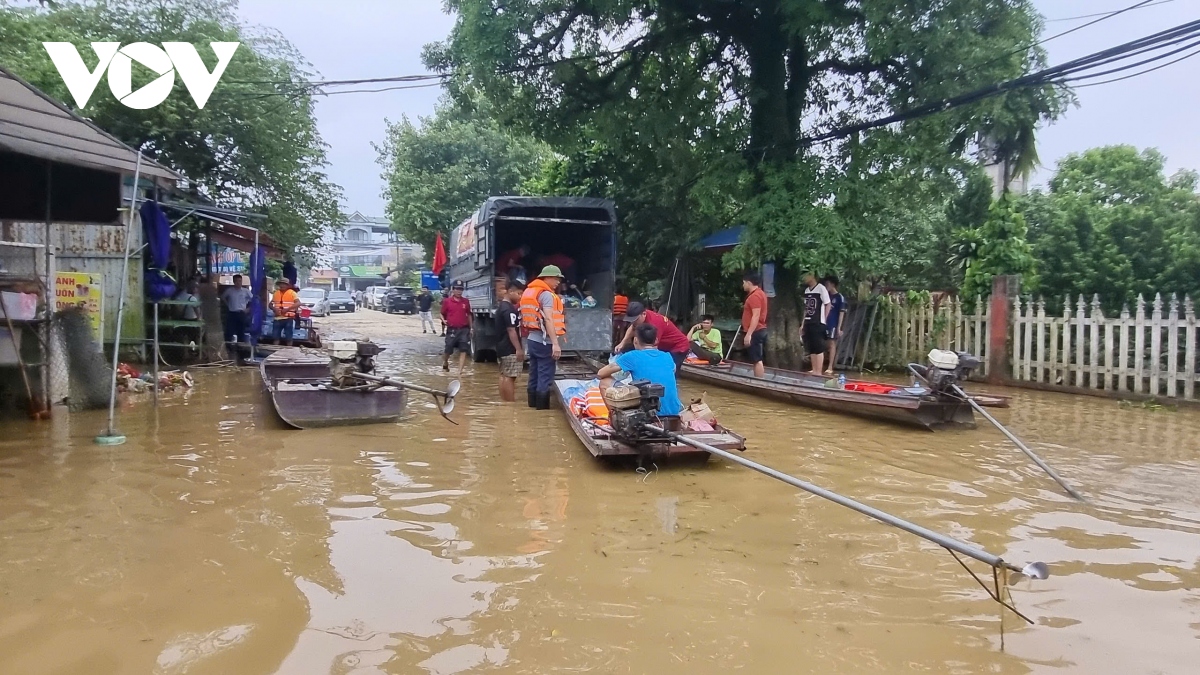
[1150,293,1163,397]
[1134,295,1146,394]
[1090,295,1102,389]
[1060,297,1072,387]
[1048,306,1060,387]
[1013,295,1024,380]
[1167,294,1179,398]
[1118,303,1131,393]
[1035,298,1046,383]
[973,296,983,364]
[1105,313,1116,391]
[1074,295,1086,388]
[1185,296,1196,400]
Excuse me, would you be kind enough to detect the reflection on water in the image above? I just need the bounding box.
[0,322,1198,674]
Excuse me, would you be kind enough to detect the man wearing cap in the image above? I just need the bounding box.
[615,301,690,373]
[268,278,300,347]
[441,281,473,377]
[520,265,567,409]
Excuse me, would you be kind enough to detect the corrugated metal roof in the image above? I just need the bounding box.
[0,66,179,180]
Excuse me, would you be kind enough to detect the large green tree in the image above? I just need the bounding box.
[0,0,341,253]
[427,0,1066,365]
[376,96,549,253]
[1022,146,1200,311]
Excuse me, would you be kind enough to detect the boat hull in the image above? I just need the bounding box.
[260,348,408,429]
[553,379,746,461]
[680,362,974,430]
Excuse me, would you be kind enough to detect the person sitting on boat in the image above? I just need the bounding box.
[269,278,300,347]
[616,301,691,373]
[687,315,723,364]
[597,323,683,418]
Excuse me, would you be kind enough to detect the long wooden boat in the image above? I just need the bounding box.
[679,361,975,430]
[552,378,747,461]
[260,348,407,429]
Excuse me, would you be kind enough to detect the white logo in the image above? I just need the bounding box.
[42,41,239,110]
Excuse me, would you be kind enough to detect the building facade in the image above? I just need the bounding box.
[305,212,424,291]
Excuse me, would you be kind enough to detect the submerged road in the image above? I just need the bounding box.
[1,307,1198,674]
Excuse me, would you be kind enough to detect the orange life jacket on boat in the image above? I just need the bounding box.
[520,279,566,337]
[613,294,629,318]
[571,387,610,426]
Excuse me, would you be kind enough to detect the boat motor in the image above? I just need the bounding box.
[607,380,666,444]
[908,349,982,395]
[329,340,385,387]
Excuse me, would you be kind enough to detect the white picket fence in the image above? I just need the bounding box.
[868,295,991,377]
[1012,294,1198,400]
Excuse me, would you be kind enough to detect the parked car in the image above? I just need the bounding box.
[385,286,417,314]
[365,286,390,310]
[327,289,355,313]
[298,288,330,317]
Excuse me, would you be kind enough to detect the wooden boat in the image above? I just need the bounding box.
[679,361,975,430]
[552,378,747,461]
[260,348,407,429]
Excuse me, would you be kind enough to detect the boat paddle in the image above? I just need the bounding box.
[950,383,1085,501]
[348,371,460,422]
[639,422,1048,622]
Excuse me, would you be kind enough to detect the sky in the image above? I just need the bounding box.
[235,0,1199,216]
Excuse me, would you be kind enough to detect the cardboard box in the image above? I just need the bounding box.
[679,393,716,425]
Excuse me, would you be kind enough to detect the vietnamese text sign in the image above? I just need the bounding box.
[55,272,104,339]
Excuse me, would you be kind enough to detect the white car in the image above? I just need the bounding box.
[298,288,330,317]
[365,286,390,311]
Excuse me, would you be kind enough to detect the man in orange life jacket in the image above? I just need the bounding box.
[520,265,566,409]
[269,278,300,346]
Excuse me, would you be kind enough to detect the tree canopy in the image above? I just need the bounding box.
[376,97,549,252]
[1022,145,1200,310]
[0,0,341,253]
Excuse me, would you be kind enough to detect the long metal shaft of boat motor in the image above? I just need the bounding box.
[347,371,461,418]
[641,423,1050,584]
[950,384,1085,502]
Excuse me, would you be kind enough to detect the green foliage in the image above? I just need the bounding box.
[961,194,1036,303]
[0,0,341,253]
[425,0,1066,301]
[375,96,549,255]
[1021,146,1200,311]
[940,166,995,288]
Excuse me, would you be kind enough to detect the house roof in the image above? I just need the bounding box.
[0,65,179,180]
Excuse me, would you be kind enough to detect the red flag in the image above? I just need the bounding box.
[431,232,448,275]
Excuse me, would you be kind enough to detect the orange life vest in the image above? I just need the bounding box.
[571,387,610,426]
[613,294,629,317]
[520,279,566,336]
[271,289,299,318]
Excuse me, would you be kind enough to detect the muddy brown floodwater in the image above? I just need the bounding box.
[1,309,1199,674]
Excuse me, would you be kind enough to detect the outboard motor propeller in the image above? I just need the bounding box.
[329,340,385,387]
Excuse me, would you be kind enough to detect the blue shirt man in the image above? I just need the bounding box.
[598,322,684,416]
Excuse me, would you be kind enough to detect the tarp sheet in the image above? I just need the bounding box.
[474,196,617,225]
[140,199,171,270]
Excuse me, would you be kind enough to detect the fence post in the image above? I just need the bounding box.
[1185,296,1196,401]
[1118,303,1131,393]
[1060,296,1072,388]
[1035,297,1046,383]
[1105,300,1117,390]
[1150,293,1163,397]
[1090,295,1103,389]
[988,275,1017,384]
[973,295,984,363]
[1134,295,1147,394]
[1074,296,1086,388]
[1013,295,1024,381]
[1167,294,1179,398]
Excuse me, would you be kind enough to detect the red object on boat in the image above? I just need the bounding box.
[298,307,312,319]
[844,381,899,394]
[432,232,448,275]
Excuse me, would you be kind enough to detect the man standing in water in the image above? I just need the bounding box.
[221,274,252,363]
[520,265,566,409]
[495,280,525,402]
[799,272,831,375]
[440,281,472,377]
[823,275,847,375]
[417,287,436,333]
[269,278,299,347]
[742,271,769,377]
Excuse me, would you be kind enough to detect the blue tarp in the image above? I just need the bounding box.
[249,245,266,341]
[698,226,744,252]
[140,199,171,269]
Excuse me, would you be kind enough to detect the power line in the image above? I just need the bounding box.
[1045,0,1176,23]
[1072,43,1200,87]
[1035,0,1161,46]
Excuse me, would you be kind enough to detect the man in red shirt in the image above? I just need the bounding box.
[742,271,769,377]
[616,301,691,372]
[440,281,473,377]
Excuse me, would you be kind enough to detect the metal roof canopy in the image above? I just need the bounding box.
[0,66,179,180]
[151,199,284,259]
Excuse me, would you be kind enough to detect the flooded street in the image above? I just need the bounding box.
[1,310,1198,674]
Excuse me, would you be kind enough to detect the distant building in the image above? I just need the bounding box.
[305,212,423,291]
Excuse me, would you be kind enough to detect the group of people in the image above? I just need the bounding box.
[736,270,848,378]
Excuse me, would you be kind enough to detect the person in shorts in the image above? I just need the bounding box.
[799,272,831,374]
[823,275,847,375]
[742,271,769,377]
[440,281,472,377]
[495,280,525,402]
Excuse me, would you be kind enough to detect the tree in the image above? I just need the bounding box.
[1022,146,1200,310]
[0,0,341,253]
[960,194,1036,305]
[376,96,549,254]
[426,0,1066,366]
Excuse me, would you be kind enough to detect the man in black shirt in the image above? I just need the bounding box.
[417,287,436,333]
[495,280,526,402]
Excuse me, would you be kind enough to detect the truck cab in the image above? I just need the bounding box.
[444,197,617,361]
